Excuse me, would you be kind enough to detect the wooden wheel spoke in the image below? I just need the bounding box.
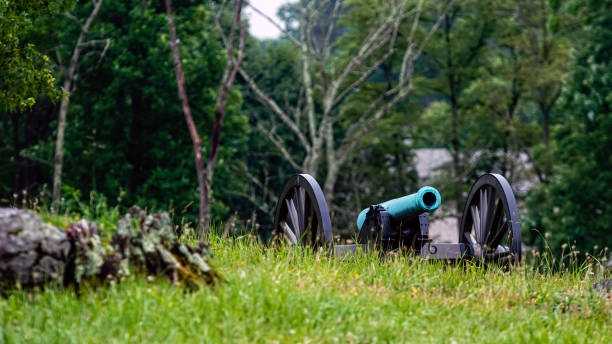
[483,187,497,239]
[465,232,478,247]
[280,221,298,245]
[470,205,481,243]
[486,245,511,258]
[480,188,488,244]
[485,199,505,247]
[488,221,509,249]
[286,198,300,240]
[295,187,305,236]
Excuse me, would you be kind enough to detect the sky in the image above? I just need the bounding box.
[245,0,295,40]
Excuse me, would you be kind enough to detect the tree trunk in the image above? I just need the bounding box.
[323,162,340,205]
[167,0,244,235]
[205,0,244,230]
[52,76,72,208]
[164,0,208,235]
[52,0,104,213]
[305,137,323,176]
[323,121,339,204]
[10,114,21,203]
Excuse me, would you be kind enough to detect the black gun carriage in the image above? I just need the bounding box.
[273,173,522,264]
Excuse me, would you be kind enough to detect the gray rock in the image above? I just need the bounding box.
[0,208,70,287]
[1,207,219,291]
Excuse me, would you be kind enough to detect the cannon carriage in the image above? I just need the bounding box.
[273,173,522,264]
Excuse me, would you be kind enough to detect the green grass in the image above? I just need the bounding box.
[1,215,612,343]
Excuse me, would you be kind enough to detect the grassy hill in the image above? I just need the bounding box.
[1,213,612,343]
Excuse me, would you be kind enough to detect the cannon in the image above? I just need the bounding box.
[273,173,521,264]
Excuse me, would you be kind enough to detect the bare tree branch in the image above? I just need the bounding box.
[330,47,396,109]
[256,124,302,171]
[63,12,83,30]
[230,162,279,205]
[247,4,300,46]
[52,0,105,211]
[164,0,208,234]
[328,1,411,103]
[238,67,311,151]
[95,38,110,66]
[208,0,245,180]
[78,39,108,48]
[227,190,272,214]
[322,0,342,59]
[212,0,230,48]
[240,0,456,205]
[337,0,456,161]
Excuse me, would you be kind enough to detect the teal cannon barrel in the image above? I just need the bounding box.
[357,186,442,230]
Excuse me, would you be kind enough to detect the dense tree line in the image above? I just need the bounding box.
[1,0,610,255]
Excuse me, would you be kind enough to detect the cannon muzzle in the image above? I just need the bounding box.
[357,186,441,230]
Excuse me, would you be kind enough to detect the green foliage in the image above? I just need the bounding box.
[526,0,612,254]
[0,0,250,224]
[0,0,610,257]
[0,0,73,112]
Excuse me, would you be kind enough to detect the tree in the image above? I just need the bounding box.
[165,0,245,234]
[527,0,612,254]
[413,0,494,216]
[241,0,454,205]
[52,0,107,211]
[490,0,573,182]
[0,0,73,112]
[0,0,250,224]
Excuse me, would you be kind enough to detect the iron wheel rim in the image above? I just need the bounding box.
[273,174,333,249]
[458,173,522,264]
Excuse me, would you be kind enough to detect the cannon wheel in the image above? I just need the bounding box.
[459,173,522,264]
[273,174,333,248]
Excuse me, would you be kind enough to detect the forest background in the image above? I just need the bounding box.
[1,0,611,256]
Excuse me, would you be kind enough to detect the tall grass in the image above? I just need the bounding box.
[1,204,611,343]
[1,220,612,342]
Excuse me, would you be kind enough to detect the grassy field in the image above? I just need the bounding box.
[1,213,612,343]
